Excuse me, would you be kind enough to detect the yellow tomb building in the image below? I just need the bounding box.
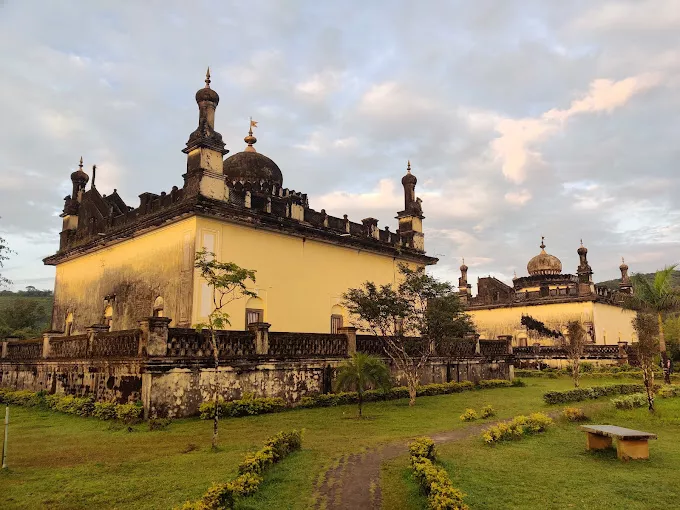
[459,239,636,347]
[44,72,436,335]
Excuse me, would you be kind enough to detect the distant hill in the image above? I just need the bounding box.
[0,289,54,338]
[597,270,680,291]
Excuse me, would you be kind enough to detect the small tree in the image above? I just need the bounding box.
[565,321,586,388]
[0,234,13,289]
[343,264,475,406]
[334,352,391,417]
[628,265,679,384]
[632,313,659,411]
[194,249,256,450]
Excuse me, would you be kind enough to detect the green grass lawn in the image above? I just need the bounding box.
[381,389,680,510]
[0,377,674,509]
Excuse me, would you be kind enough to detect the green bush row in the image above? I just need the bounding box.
[0,388,142,424]
[198,379,521,420]
[409,437,468,510]
[543,383,647,405]
[658,385,680,398]
[481,413,553,444]
[612,393,648,410]
[177,430,303,510]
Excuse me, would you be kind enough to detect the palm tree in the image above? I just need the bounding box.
[335,352,391,417]
[628,265,679,384]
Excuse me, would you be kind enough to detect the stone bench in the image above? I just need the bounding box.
[580,425,657,460]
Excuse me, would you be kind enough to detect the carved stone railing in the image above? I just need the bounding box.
[5,340,43,360]
[267,333,348,357]
[50,335,89,359]
[479,340,510,357]
[514,344,628,359]
[91,330,141,358]
[356,335,385,355]
[166,328,256,358]
[436,339,477,358]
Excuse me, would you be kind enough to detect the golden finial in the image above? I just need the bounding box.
[79,156,83,169]
[540,236,546,250]
[244,117,258,152]
[407,160,411,173]
[205,67,211,88]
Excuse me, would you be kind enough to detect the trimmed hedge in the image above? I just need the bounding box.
[409,437,468,510]
[481,413,553,444]
[177,430,303,510]
[0,388,142,423]
[199,379,521,420]
[612,393,647,410]
[543,383,647,405]
[658,385,680,398]
[516,367,680,380]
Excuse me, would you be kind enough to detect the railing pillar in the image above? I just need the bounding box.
[1,341,7,359]
[474,334,481,355]
[86,324,110,357]
[139,317,172,356]
[249,322,271,355]
[338,326,357,356]
[617,341,629,365]
[42,331,64,359]
[497,335,513,355]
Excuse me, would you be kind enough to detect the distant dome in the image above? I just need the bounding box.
[223,151,283,185]
[527,239,562,276]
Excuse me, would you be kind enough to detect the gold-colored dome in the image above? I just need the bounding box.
[527,238,562,276]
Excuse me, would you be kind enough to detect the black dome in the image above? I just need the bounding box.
[222,151,283,185]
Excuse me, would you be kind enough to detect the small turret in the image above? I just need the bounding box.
[619,258,632,294]
[60,157,89,249]
[396,160,425,252]
[458,258,471,304]
[576,239,594,295]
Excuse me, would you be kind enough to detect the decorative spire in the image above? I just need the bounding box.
[244,117,258,152]
[407,160,411,172]
[540,236,546,251]
[79,156,83,170]
[92,164,97,188]
[184,69,227,155]
[205,67,211,88]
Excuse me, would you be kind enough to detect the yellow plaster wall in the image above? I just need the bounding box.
[469,302,594,345]
[193,217,419,333]
[52,217,196,334]
[470,301,637,345]
[592,302,637,344]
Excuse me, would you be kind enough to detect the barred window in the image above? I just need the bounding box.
[246,308,264,327]
[330,314,343,334]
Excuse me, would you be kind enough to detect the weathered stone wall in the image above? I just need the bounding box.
[0,360,143,403]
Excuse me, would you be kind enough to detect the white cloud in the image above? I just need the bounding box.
[574,1,680,31]
[504,189,532,205]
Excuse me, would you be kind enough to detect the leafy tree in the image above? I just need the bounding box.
[0,234,13,289]
[663,315,680,367]
[194,249,256,450]
[627,265,679,384]
[343,264,475,406]
[0,298,49,339]
[334,352,391,417]
[565,321,586,388]
[632,313,659,411]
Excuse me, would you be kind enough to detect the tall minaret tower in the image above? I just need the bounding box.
[396,161,425,252]
[576,240,594,295]
[183,68,229,199]
[59,157,89,249]
[458,259,472,304]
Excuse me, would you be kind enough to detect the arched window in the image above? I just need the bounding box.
[330,304,344,334]
[65,313,74,336]
[153,296,165,317]
[104,306,113,331]
[245,296,265,328]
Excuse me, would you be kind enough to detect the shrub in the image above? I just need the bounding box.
[543,384,646,405]
[199,396,287,419]
[562,407,587,422]
[409,437,437,461]
[511,378,526,387]
[658,385,680,398]
[477,379,512,389]
[408,438,468,510]
[612,393,647,410]
[459,408,478,422]
[480,405,495,419]
[178,430,302,510]
[482,413,553,444]
[580,362,594,373]
[148,418,172,431]
[93,401,118,420]
[116,402,143,425]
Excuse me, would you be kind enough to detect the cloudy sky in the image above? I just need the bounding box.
[1,0,679,292]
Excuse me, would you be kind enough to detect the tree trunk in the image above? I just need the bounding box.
[643,364,655,411]
[572,359,580,388]
[211,331,220,451]
[658,313,671,384]
[407,373,417,406]
[358,392,363,418]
